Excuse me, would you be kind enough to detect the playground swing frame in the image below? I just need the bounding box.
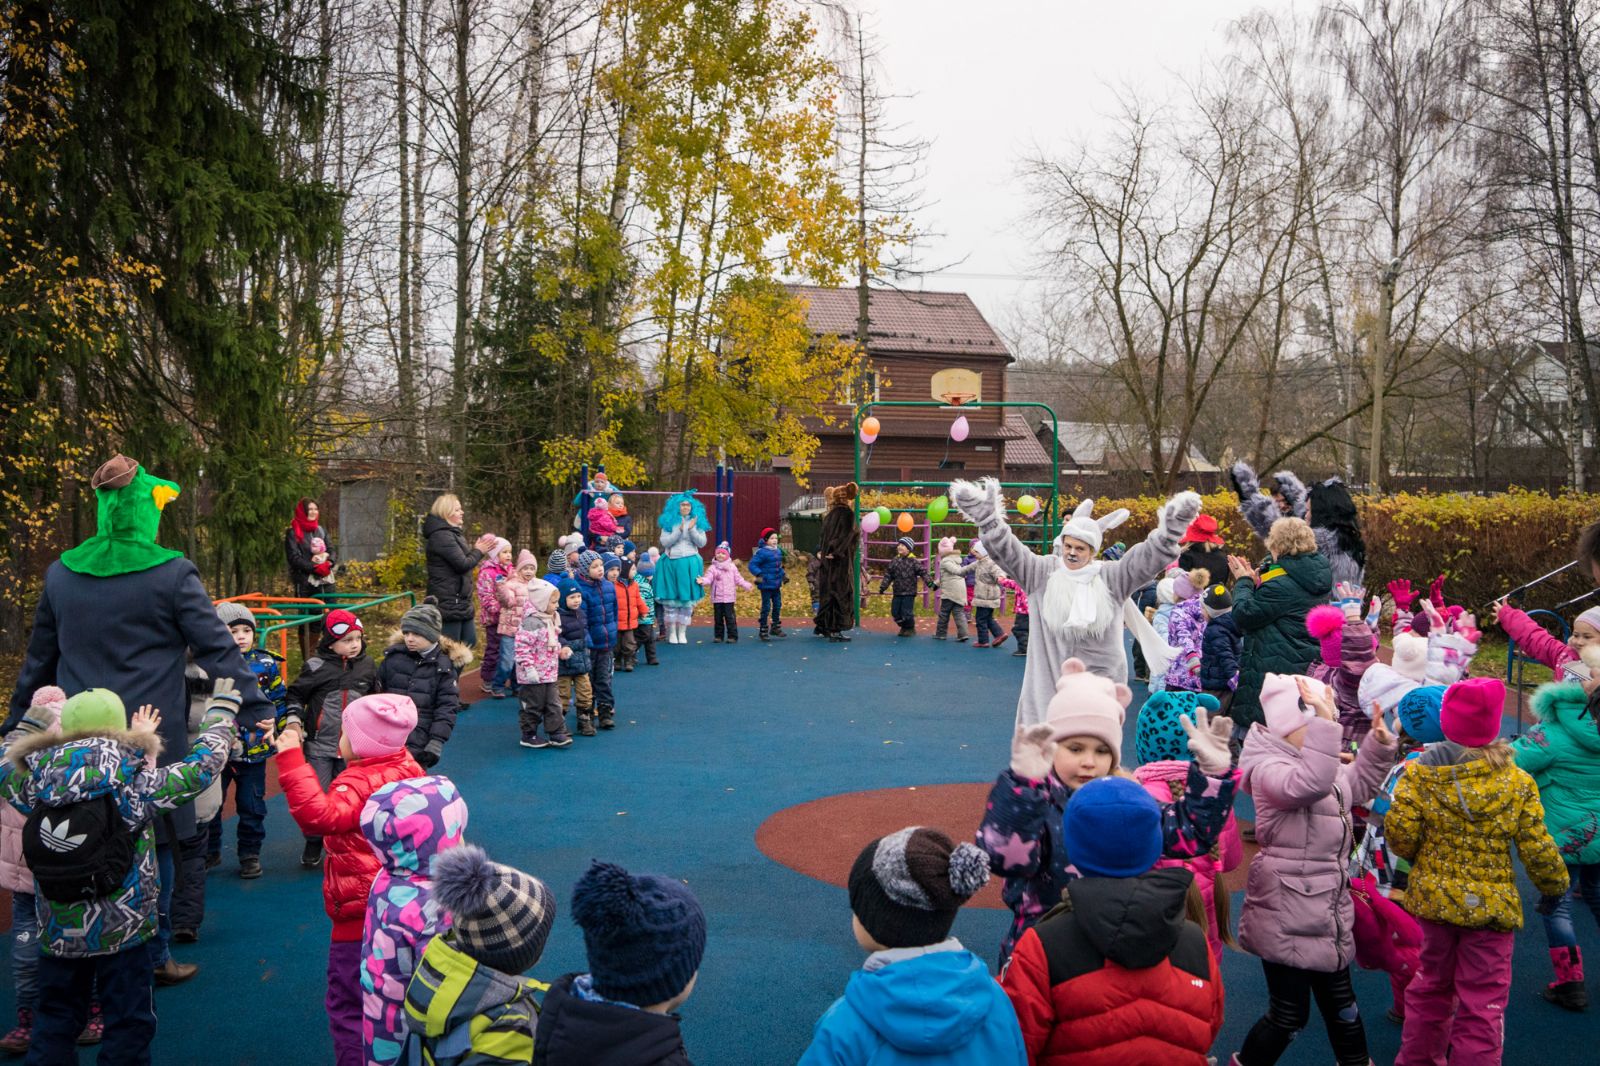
[850,400,1061,625]
[575,462,737,548]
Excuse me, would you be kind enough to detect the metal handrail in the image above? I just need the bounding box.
[217,590,418,660]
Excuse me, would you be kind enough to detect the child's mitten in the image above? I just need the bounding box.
[1009,724,1056,782]
[1181,708,1234,775]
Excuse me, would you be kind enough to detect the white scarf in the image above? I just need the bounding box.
[1039,560,1177,676]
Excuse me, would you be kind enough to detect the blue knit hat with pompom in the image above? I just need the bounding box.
[571,860,706,1007]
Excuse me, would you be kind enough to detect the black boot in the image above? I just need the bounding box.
[759,624,770,642]
[771,622,787,638]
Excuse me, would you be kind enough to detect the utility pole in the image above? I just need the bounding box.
[1368,258,1401,493]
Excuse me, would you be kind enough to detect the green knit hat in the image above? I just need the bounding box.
[60,689,127,734]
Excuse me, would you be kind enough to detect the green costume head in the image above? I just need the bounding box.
[59,455,183,578]
[59,688,127,734]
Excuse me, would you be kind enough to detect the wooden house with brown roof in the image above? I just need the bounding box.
[784,285,1043,489]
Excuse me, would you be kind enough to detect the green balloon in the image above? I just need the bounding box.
[875,506,892,525]
[927,495,950,523]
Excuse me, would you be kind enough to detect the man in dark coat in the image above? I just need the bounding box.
[5,456,273,982]
[812,482,860,642]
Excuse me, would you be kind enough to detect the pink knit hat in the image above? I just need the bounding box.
[1043,659,1132,764]
[1440,677,1505,748]
[342,694,418,760]
[516,549,538,570]
[489,537,511,559]
[1261,673,1321,738]
[1576,606,1600,634]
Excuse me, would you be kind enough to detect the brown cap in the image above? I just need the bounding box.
[90,455,139,491]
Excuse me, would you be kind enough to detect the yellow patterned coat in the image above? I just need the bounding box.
[1386,754,1569,931]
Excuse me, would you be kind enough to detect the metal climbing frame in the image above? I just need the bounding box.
[850,400,1061,624]
[216,590,418,661]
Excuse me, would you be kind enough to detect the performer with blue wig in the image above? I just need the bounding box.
[656,490,710,644]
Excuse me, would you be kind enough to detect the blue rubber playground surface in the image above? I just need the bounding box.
[2,627,1593,1063]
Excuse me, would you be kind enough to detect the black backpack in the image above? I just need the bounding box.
[22,794,138,902]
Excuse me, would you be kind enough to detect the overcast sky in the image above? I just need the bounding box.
[859,0,1281,331]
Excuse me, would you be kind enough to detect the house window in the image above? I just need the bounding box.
[938,459,965,471]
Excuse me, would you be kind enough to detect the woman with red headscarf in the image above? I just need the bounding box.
[286,497,335,657]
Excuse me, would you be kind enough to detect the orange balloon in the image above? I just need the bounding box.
[861,416,881,437]
[897,511,915,533]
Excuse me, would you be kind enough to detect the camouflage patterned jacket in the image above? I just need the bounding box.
[237,648,288,762]
[0,712,234,957]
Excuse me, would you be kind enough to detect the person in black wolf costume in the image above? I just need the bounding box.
[813,482,860,642]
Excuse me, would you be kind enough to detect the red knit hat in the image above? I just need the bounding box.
[1440,677,1505,748]
[324,609,363,639]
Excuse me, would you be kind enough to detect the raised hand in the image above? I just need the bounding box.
[1297,677,1336,721]
[1181,708,1234,775]
[1387,579,1417,613]
[130,704,161,734]
[1369,701,1395,746]
[275,724,303,752]
[1009,724,1057,782]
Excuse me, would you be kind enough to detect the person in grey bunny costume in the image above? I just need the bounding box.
[949,478,1202,727]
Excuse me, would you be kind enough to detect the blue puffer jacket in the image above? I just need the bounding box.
[558,604,591,676]
[1199,611,1241,692]
[748,545,786,590]
[577,575,618,651]
[798,942,1026,1066]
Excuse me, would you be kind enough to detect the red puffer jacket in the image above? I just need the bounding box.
[276,745,423,940]
[1000,868,1223,1066]
[615,578,647,630]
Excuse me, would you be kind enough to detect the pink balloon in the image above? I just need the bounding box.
[860,431,878,445]
[861,511,881,533]
[950,415,970,442]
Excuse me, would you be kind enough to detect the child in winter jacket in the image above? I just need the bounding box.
[0,688,102,1055]
[1199,583,1241,712]
[1387,677,1569,1066]
[475,539,512,696]
[635,552,661,664]
[1493,601,1600,682]
[613,557,648,671]
[585,499,619,547]
[277,692,423,1066]
[576,551,619,728]
[977,658,1237,966]
[1133,689,1242,960]
[1512,673,1600,1011]
[1161,568,1210,691]
[400,846,556,1066]
[284,608,379,869]
[799,827,1024,1065]
[970,542,1010,649]
[1233,673,1395,1066]
[606,493,634,541]
[557,578,596,736]
[698,541,753,643]
[999,575,1029,656]
[491,551,539,696]
[1304,590,1380,752]
[360,775,469,1066]
[931,537,972,642]
[879,536,926,638]
[209,601,288,878]
[379,602,469,770]
[0,684,236,1063]
[1001,778,1225,1066]
[748,527,789,641]
[515,581,573,749]
[535,859,706,1066]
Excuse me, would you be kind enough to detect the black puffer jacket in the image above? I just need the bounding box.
[423,514,485,621]
[284,633,380,758]
[533,974,693,1066]
[377,631,471,760]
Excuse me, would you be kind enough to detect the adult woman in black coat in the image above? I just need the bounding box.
[285,497,334,657]
[422,493,499,646]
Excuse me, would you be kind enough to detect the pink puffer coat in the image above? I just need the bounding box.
[496,575,530,637]
[1133,759,1243,960]
[697,560,753,604]
[1236,717,1395,972]
[0,805,30,894]
[476,558,510,627]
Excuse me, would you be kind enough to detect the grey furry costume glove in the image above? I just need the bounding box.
[1010,723,1057,781]
[1155,491,1204,546]
[949,478,1007,536]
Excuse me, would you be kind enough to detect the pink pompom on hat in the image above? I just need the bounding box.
[31,685,67,713]
[1261,673,1324,738]
[1043,658,1133,765]
[341,693,419,760]
[1440,676,1505,748]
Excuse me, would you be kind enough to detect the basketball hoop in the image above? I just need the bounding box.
[938,391,976,407]
[930,368,982,409]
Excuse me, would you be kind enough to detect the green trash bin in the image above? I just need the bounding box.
[785,494,826,555]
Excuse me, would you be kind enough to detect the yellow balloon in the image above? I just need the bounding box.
[897,511,915,533]
[1017,494,1039,516]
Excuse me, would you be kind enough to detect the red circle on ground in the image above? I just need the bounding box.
[755,783,1006,909]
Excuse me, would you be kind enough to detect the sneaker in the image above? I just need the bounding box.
[76,1003,102,1046]
[956,635,969,643]
[173,928,198,944]
[622,663,634,672]
[713,636,724,644]
[578,715,597,737]
[239,855,262,880]
[0,1008,33,1053]
[973,641,991,649]
[300,839,325,868]
[728,635,739,643]
[204,852,221,870]
[992,632,1010,648]
[1011,649,1027,657]
[520,735,549,749]
[547,735,574,748]
[153,958,199,986]
[647,659,661,666]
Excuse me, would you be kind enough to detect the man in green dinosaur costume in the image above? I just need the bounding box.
[7,455,274,983]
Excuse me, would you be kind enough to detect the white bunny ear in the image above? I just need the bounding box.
[1097,508,1130,532]
[1072,498,1096,521]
